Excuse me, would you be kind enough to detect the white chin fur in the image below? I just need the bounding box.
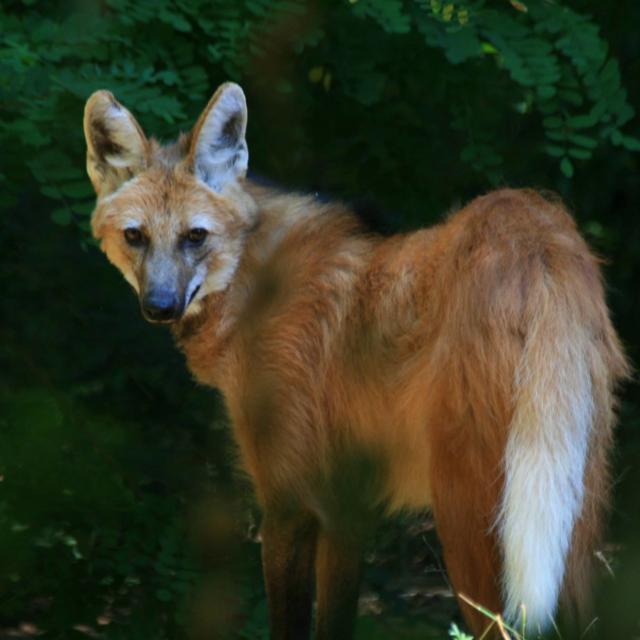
[183,264,207,317]
[182,252,240,318]
[183,299,204,318]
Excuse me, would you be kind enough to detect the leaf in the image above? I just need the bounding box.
[568,133,598,149]
[560,156,574,177]
[610,129,623,145]
[567,112,599,129]
[71,200,95,216]
[442,3,454,22]
[558,88,583,107]
[545,144,564,158]
[537,84,556,99]
[620,134,640,152]
[308,66,324,83]
[457,8,469,26]
[481,42,498,55]
[350,0,410,34]
[449,622,474,640]
[441,28,482,64]
[40,185,63,200]
[158,9,191,32]
[510,0,528,12]
[545,129,567,142]
[568,147,592,160]
[59,181,95,198]
[51,207,72,226]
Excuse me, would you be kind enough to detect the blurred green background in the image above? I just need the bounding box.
[1,1,639,638]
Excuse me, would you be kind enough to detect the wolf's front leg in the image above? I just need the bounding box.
[261,511,318,640]
[314,527,365,640]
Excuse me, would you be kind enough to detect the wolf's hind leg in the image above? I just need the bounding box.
[429,418,506,638]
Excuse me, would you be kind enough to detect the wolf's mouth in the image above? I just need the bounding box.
[187,285,201,305]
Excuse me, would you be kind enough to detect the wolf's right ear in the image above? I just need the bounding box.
[83,91,148,195]
[188,83,248,193]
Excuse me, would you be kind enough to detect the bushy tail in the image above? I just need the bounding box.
[497,274,628,632]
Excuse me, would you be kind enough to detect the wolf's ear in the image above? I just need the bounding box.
[83,90,148,195]
[189,83,248,192]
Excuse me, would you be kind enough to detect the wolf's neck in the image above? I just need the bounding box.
[173,183,369,388]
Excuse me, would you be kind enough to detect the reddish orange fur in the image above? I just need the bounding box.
[173,186,626,637]
[84,87,629,639]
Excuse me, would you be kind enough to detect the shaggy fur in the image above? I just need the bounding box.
[84,83,629,639]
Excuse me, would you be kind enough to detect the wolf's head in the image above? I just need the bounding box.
[83,83,256,323]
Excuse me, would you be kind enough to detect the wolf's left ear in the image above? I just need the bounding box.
[189,83,248,192]
[83,90,148,195]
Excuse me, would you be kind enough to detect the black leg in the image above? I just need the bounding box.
[314,527,364,640]
[261,511,318,640]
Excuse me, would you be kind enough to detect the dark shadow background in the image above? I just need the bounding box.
[1,1,638,638]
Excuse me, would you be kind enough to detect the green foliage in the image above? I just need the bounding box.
[1,0,638,232]
[449,622,474,640]
[0,384,207,636]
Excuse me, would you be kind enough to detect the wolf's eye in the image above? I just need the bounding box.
[124,227,145,247]
[186,228,208,245]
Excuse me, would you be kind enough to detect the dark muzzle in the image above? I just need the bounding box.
[141,289,183,323]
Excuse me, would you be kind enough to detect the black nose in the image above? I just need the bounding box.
[141,290,182,322]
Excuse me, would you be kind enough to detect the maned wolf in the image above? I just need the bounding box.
[83,82,628,639]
